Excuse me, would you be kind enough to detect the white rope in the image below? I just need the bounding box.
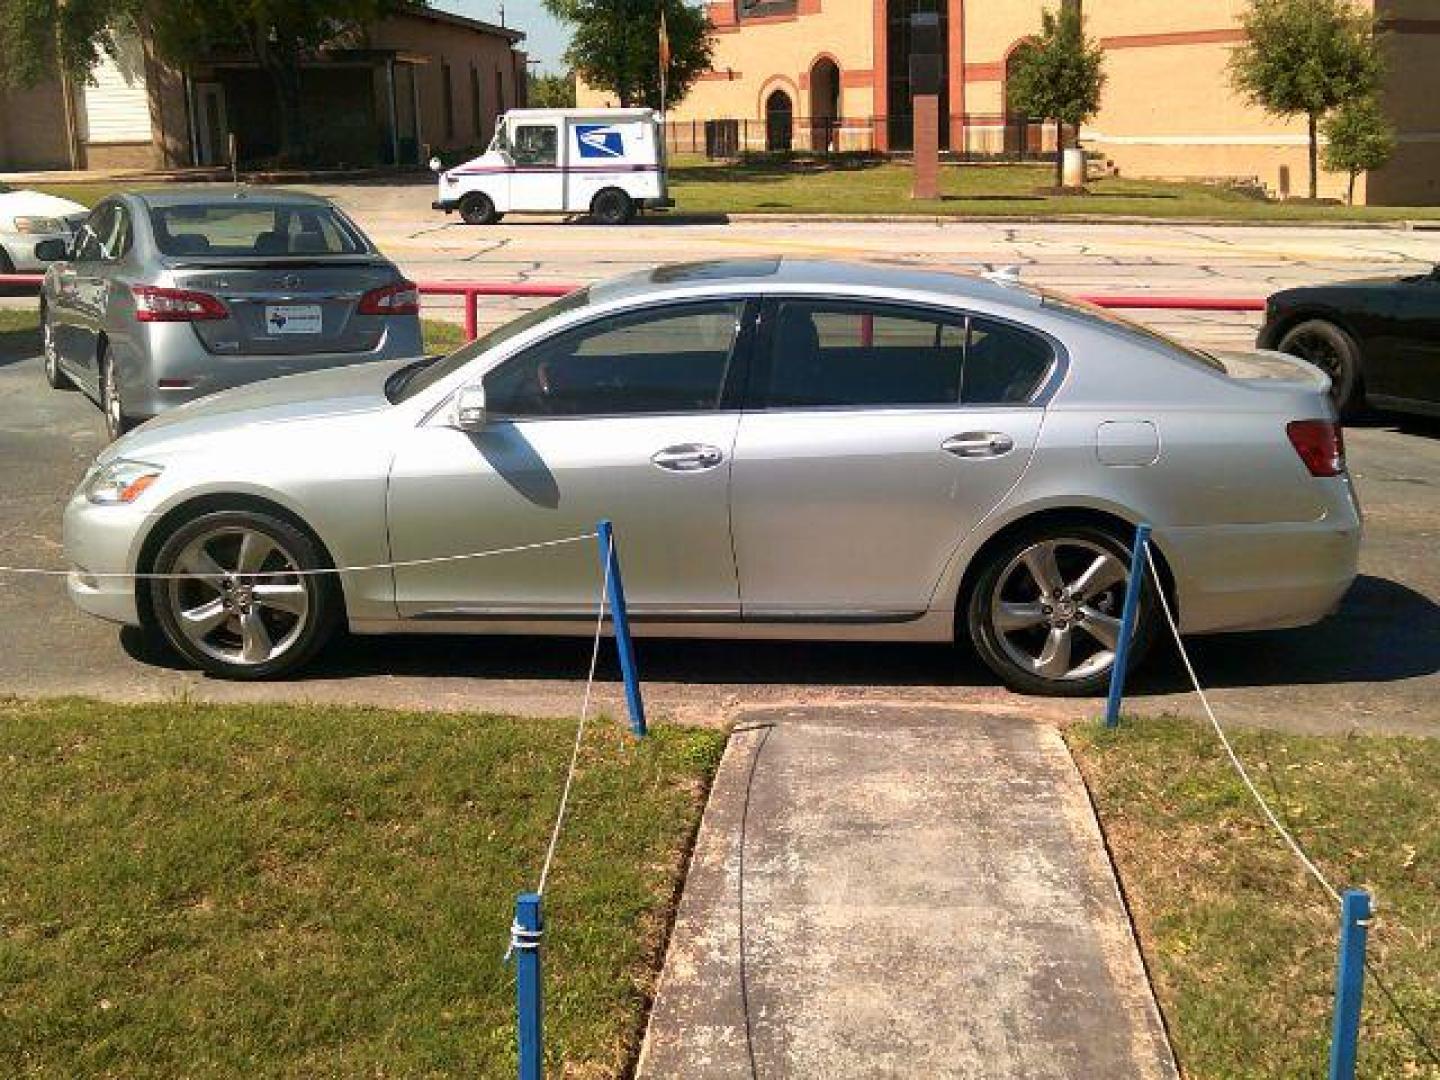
[0,532,597,581]
[1142,544,1342,908]
[536,532,612,898]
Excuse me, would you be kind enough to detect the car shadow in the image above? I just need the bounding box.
[0,328,40,369]
[122,575,1436,693]
[1128,574,1439,695]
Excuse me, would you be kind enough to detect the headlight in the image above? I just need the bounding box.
[84,460,163,504]
[12,216,65,235]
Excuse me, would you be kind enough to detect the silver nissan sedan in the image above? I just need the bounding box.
[63,259,1361,695]
[37,189,423,441]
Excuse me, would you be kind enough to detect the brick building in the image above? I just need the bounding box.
[581,0,1440,205]
[0,7,526,172]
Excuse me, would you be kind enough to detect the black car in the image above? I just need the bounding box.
[1258,265,1440,419]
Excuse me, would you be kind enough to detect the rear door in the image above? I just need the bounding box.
[730,298,1053,619]
[151,202,398,357]
[1387,275,1440,406]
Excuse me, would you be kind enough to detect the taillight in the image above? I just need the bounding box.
[359,280,420,316]
[1286,419,1345,477]
[132,285,228,322]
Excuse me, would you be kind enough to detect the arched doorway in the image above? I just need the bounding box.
[809,58,840,152]
[1003,40,1038,158]
[765,89,793,152]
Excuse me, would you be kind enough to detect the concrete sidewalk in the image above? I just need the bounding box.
[638,706,1177,1079]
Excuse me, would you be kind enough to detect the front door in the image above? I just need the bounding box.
[387,299,753,620]
[507,120,564,211]
[730,298,1054,618]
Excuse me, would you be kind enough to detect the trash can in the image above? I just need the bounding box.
[1062,147,1087,187]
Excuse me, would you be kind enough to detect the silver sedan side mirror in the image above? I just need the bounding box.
[452,384,488,432]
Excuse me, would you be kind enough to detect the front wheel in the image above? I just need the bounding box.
[590,188,635,226]
[1276,319,1364,418]
[966,525,1156,697]
[147,510,340,680]
[459,192,501,225]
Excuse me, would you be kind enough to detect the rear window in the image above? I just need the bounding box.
[147,202,368,258]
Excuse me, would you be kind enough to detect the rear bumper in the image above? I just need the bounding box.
[1166,501,1361,635]
[640,197,675,210]
[126,320,424,419]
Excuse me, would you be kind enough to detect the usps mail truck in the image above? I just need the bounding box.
[431,108,673,226]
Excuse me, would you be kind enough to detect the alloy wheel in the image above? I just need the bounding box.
[989,537,1131,682]
[164,526,312,667]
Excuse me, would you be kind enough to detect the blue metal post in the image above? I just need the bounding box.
[514,891,544,1080]
[1328,888,1372,1080]
[1104,522,1153,729]
[596,519,647,737]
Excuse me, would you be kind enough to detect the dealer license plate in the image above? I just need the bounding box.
[264,304,323,335]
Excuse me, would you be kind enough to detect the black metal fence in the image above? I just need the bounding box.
[663,114,1067,160]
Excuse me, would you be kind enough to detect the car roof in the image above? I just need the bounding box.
[128,187,335,210]
[590,257,1045,311]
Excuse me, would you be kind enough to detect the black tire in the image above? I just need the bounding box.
[965,523,1158,697]
[1276,319,1364,419]
[147,509,341,681]
[459,192,501,225]
[40,303,74,390]
[0,248,14,274]
[590,188,635,226]
[99,345,134,441]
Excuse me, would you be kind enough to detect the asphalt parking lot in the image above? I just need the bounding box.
[1,290,1435,735]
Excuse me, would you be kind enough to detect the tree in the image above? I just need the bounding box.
[1006,4,1105,189]
[527,70,577,109]
[0,0,424,163]
[546,0,713,110]
[1230,0,1384,200]
[1322,95,1395,205]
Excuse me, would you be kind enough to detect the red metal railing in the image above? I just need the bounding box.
[1,274,1267,341]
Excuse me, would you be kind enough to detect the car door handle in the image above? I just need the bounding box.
[651,443,725,471]
[942,432,1015,458]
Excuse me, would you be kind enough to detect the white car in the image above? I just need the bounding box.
[0,186,87,273]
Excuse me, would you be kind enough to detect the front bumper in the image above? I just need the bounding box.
[63,489,151,627]
[432,200,456,212]
[640,197,675,210]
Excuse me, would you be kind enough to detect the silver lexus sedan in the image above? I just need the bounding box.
[37,189,423,440]
[63,259,1361,695]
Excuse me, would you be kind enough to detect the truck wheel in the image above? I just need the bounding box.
[459,192,500,225]
[591,188,634,226]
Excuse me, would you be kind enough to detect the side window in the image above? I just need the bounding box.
[73,205,115,262]
[485,302,744,417]
[961,317,1055,405]
[763,300,966,409]
[512,124,557,166]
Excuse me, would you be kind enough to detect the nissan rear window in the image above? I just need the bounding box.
[147,202,368,258]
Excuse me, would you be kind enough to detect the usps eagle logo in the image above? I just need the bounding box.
[576,125,624,159]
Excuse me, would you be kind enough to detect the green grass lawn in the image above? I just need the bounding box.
[668,155,1440,222]
[1068,718,1440,1079]
[0,698,725,1078]
[23,159,1440,222]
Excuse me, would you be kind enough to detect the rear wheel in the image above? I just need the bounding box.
[99,345,134,441]
[966,524,1156,697]
[148,510,340,680]
[590,188,635,226]
[41,304,74,390]
[459,192,501,225]
[1276,319,1364,418]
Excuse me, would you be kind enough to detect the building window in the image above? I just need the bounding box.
[495,68,505,114]
[442,61,455,139]
[739,0,797,17]
[471,65,484,137]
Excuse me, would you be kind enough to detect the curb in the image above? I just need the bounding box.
[720,211,1429,230]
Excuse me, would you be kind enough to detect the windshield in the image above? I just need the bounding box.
[389,288,592,403]
[1039,291,1226,372]
[147,201,369,258]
